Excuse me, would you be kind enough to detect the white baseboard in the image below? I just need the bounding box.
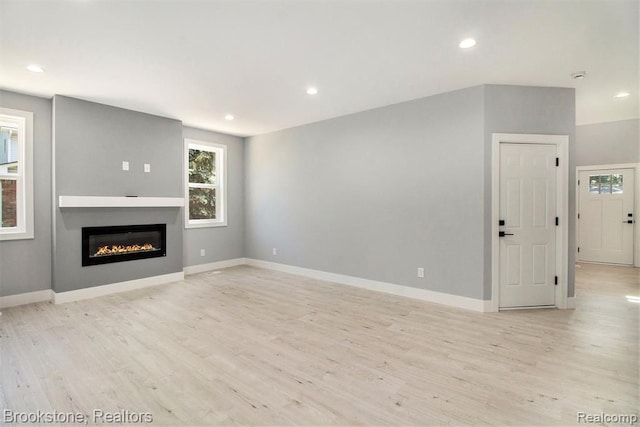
[54,271,185,304]
[245,258,490,312]
[0,259,506,313]
[0,289,54,309]
[566,296,576,309]
[183,258,247,275]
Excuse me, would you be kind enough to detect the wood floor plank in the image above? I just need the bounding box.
[0,262,637,425]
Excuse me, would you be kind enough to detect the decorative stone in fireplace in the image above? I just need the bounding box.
[82,224,167,266]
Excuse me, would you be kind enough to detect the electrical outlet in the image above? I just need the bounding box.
[200,249,205,257]
[144,163,151,173]
[417,268,425,278]
[272,248,277,256]
[122,161,129,171]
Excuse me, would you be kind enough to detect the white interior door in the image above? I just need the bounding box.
[578,168,634,265]
[499,143,557,308]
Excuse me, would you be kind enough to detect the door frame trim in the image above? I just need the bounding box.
[575,163,640,267]
[491,133,569,312]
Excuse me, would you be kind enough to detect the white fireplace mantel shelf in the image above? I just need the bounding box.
[58,196,184,208]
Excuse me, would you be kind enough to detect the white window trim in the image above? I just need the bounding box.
[0,108,34,241]
[184,138,227,228]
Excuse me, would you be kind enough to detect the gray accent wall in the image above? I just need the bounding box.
[0,90,52,297]
[52,96,184,293]
[245,86,487,299]
[182,126,245,266]
[576,118,639,166]
[484,85,576,298]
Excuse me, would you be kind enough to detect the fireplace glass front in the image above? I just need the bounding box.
[82,224,166,266]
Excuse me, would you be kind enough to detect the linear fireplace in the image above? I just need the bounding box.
[82,224,166,266]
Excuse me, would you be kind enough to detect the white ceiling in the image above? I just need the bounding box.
[0,0,638,137]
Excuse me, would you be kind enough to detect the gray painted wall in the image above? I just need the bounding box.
[245,86,487,299]
[0,90,52,297]
[483,85,576,297]
[246,84,576,301]
[54,96,183,198]
[53,96,184,292]
[182,126,245,266]
[0,86,578,305]
[576,119,639,166]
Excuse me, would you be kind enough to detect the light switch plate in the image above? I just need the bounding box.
[122,161,129,171]
[144,164,151,173]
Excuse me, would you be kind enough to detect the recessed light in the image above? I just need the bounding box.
[306,87,318,95]
[224,114,234,121]
[26,64,44,73]
[459,38,476,49]
[614,92,630,99]
[571,71,587,79]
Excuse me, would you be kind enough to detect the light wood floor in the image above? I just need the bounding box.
[1,263,638,425]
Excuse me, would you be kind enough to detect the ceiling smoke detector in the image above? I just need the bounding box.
[571,71,587,79]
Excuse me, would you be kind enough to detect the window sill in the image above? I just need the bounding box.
[185,221,227,229]
[0,230,34,241]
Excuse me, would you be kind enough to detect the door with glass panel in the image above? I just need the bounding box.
[578,169,635,265]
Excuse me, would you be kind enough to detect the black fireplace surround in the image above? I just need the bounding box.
[82,224,166,266]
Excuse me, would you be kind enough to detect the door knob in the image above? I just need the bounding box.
[623,220,634,224]
[499,231,514,237]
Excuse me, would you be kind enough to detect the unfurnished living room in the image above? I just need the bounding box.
[0,0,638,425]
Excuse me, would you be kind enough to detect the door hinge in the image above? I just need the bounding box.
[577,247,580,253]
[578,179,580,185]
[578,213,580,219]
[555,217,559,226]
[555,157,559,167]
[554,276,558,285]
